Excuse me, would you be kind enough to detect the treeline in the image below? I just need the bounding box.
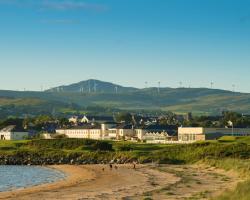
[184,111,250,128]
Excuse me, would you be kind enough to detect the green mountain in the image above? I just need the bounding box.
[0,79,250,116]
[46,79,138,93]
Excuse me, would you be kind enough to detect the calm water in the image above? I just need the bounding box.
[0,166,66,192]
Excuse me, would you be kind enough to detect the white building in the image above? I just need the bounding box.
[136,125,177,141]
[178,127,250,142]
[55,123,177,142]
[0,125,29,140]
[68,116,78,124]
[56,127,94,139]
[56,123,116,140]
[80,116,89,123]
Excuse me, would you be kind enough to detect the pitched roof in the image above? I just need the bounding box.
[116,124,134,129]
[0,125,25,132]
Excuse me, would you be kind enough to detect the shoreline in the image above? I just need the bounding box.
[0,165,96,200]
[0,164,242,200]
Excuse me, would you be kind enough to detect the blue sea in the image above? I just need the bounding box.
[0,166,66,192]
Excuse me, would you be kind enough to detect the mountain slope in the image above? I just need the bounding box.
[46,79,139,93]
[1,80,250,115]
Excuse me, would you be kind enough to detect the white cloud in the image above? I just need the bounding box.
[0,0,108,12]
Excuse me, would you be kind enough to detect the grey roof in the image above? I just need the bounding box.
[116,124,134,129]
[58,124,101,130]
[0,125,25,132]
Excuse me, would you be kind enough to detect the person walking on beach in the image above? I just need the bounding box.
[133,162,136,169]
[109,164,113,170]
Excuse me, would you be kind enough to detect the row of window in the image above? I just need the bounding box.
[179,134,196,141]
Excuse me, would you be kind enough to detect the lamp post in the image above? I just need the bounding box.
[228,121,234,136]
[232,122,234,136]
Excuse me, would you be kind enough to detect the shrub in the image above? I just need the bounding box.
[91,141,113,151]
[28,139,113,151]
[115,143,133,151]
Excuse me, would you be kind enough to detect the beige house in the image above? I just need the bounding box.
[56,127,98,139]
[136,125,177,141]
[0,126,29,140]
[107,124,135,140]
[56,123,117,140]
[178,127,250,142]
[68,116,78,124]
[55,123,177,142]
[107,128,118,139]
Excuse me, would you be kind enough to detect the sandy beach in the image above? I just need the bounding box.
[0,164,242,200]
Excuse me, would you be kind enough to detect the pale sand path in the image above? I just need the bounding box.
[0,164,242,200]
[0,165,179,200]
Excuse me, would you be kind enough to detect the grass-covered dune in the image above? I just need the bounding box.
[0,137,250,165]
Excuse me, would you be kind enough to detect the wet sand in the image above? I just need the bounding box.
[0,164,242,200]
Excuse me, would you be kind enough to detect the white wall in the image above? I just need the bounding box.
[0,131,28,140]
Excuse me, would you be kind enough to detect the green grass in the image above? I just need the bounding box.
[0,98,45,106]
[218,136,250,145]
[1,138,250,199]
[0,140,29,148]
[1,138,250,162]
[207,158,250,200]
[214,179,250,200]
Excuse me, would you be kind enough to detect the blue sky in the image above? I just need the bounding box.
[0,0,250,92]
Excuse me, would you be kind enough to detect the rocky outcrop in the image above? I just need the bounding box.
[0,154,140,165]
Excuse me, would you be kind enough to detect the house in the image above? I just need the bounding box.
[80,116,89,123]
[55,122,178,143]
[42,133,53,139]
[56,122,118,140]
[136,125,177,141]
[178,127,250,142]
[116,124,135,140]
[68,116,78,124]
[0,125,29,140]
[56,124,101,140]
[87,116,114,124]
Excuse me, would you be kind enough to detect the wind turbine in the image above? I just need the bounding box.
[232,84,236,92]
[179,81,183,88]
[210,82,214,89]
[88,80,91,93]
[158,81,161,93]
[94,81,98,93]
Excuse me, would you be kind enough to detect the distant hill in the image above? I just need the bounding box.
[46,79,139,93]
[1,79,250,116]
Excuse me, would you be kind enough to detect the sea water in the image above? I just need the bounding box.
[0,165,66,192]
